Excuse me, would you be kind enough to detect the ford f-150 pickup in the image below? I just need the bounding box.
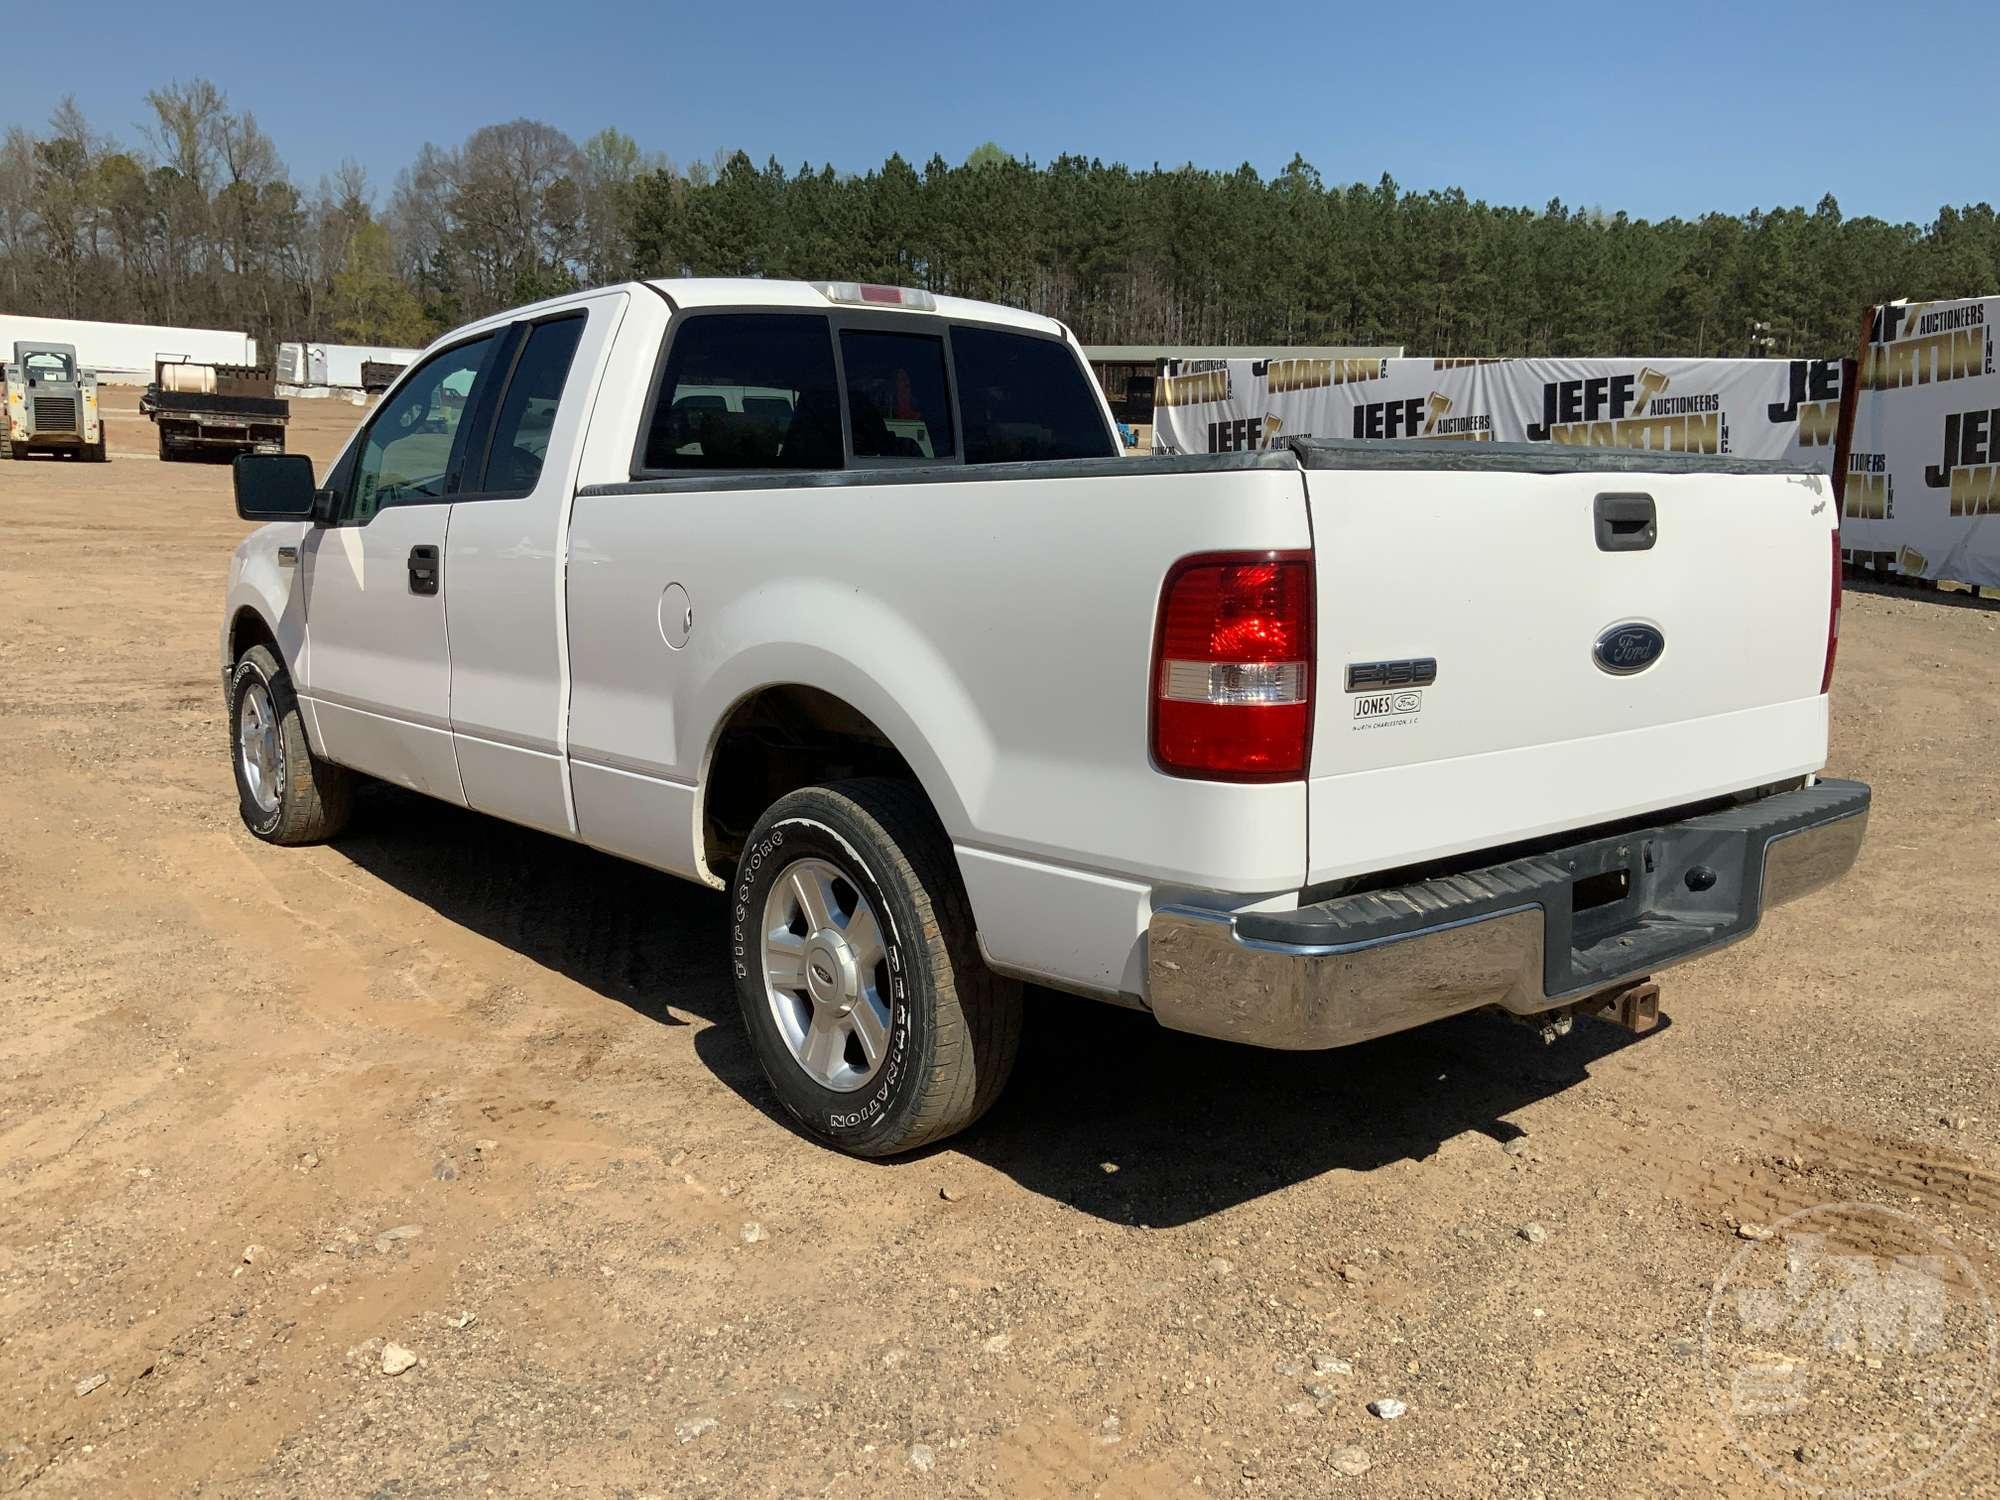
[221,278,1870,1156]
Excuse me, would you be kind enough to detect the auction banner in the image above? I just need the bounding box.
[1845,296,2000,587]
[1152,355,1848,468]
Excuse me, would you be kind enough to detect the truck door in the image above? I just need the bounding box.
[442,293,622,836]
[298,333,499,802]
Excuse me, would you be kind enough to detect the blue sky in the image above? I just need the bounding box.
[36,0,1990,224]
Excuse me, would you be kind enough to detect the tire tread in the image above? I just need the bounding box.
[746,778,1021,1157]
[233,644,353,845]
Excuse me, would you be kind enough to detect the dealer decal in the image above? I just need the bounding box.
[1352,690,1423,729]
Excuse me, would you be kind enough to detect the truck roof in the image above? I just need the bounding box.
[644,278,1067,339]
[405,279,1075,372]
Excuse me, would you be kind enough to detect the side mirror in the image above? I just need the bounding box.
[234,452,320,522]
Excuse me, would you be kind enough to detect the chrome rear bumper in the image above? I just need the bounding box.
[1146,779,1869,1051]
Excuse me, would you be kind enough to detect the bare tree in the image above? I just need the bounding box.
[578,127,669,285]
[142,81,230,321]
[388,144,455,318]
[0,127,38,307]
[32,99,101,315]
[484,123,584,299]
[143,79,225,192]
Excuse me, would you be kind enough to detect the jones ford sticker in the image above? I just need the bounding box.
[1351,689,1423,729]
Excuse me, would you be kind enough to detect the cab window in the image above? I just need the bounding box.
[840,329,954,461]
[348,336,496,522]
[639,313,842,471]
[474,315,585,494]
[951,326,1115,463]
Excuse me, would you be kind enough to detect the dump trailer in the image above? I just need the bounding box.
[2,342,107,461]
[359,359,406,394]
[142,357,290,461]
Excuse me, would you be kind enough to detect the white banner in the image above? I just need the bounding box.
[1151,355,1847,467]
[1845,296,2000,587]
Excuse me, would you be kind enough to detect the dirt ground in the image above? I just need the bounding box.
[2,387,1998,1497]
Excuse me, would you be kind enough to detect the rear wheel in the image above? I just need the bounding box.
[229,644,353,844]
[731,779,1022,1157]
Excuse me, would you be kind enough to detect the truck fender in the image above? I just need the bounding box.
[221,526,311,729]
[691,585,994,855]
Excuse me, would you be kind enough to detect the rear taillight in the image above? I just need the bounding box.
[1821,530,1842,694]
[1152,551,1314,781]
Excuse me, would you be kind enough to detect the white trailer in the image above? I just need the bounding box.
[276,341,420,391]
[0,315,256,385]
[275,344,327,387]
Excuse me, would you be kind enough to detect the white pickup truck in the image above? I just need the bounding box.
[221,278,1869,1156]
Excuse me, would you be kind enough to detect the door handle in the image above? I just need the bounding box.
[408,544,440,595]
[1593,492,1657,552]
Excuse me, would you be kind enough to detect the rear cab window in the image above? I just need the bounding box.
[639,313,842,471]
[631,306,1115,477]
[25,351,74,382]
[951,325,1115,464]
[841,329,954,462]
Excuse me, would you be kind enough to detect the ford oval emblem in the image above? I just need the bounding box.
[1593,622,1666,676]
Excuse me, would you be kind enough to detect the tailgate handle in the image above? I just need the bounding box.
[1594,492,1657,552]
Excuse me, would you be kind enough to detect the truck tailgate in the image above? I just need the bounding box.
[1298,448,1837,884]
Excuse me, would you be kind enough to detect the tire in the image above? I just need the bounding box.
[228,644,353,844]
[88,427,106,462]
[731,778,1022,1157]
[157,428,170,462]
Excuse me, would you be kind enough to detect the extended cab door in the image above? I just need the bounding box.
[298,333,500,802]
[442,292,623,835]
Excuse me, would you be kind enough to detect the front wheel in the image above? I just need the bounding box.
[228,644,353,844]
[731,779,1022,1157]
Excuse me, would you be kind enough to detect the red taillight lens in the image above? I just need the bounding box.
[1152,551,1314,780]
[1821,530,1842,694]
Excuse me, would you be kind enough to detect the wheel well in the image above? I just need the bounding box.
[229,607,278,667]
[702,686,921,878]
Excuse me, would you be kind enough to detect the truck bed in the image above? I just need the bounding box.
[147,389,291,421]
[150,386,290,458]
[1288,435,1825,475]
